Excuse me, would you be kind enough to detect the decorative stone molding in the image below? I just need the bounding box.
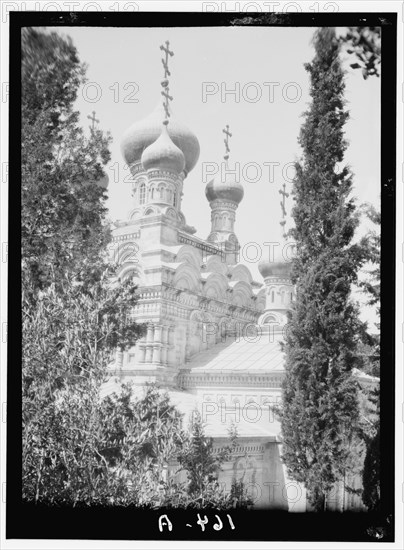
[209,199,239,211]
[177,371,285,389]
[212,444,265,456]
[112,231,141,242]
[178,232,225,260]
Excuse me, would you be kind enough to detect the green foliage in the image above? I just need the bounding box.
[22,274,145,505]
[359,204,381,310]
[362,424,380,511]
[354,203,380,376]
[281,28,366,511]
[21,27,251,510]
[177,412,252,509]
[179,410,223,496]
[21,28,112,297]
[358,385,380,512]
[339,27,381,79]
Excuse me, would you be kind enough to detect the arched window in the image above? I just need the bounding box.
[173,193,177,207]
[281,290,285,304]
[139,183,146,205]
[290,292,293,302]
[159,184,165,200]
[151,187,155,199]
[271,290,275,303]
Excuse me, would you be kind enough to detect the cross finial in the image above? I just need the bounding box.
[159,40,174,126]
[223,125,232,162]
[161,86,173,125]
[279,182,290,240]
[160,40,174,79]
[87,110,99,132]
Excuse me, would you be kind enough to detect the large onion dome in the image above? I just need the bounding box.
[205,174,244,205]
[141,125,185,174]
[120,102,200,175]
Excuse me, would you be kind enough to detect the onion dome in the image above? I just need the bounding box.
[258,247,293,279]
[120,102,200,174]
[141,125,185,174]
[205,175,244,205]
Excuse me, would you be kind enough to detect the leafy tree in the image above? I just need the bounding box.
[21,27,251,510]
[339,27,381,79]
[21,27,112,298]
[362,422,380,511]
[22,274,145,505]
[177,411,252,509]
[354,204,380,377]
[354,381,380,512]
[359,204,380,310]
[281,28,367,511]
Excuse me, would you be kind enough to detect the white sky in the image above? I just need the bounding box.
[52,26,380,327]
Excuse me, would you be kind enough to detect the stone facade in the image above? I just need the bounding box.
[105,88,375,511]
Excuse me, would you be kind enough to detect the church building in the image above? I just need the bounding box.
[105,41,373,511]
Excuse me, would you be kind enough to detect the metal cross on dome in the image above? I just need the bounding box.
[87,110,99,133]
[160,40,174,125]
[279,182,290,239]
[223,124,232,161]
[160,40,174,79]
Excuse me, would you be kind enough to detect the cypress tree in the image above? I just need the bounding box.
[281,28,366,511]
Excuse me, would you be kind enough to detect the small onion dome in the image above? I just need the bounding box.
[205,175,244,205]
[120,102,200,174]
[141,125,186,174]
[258,249,292,279]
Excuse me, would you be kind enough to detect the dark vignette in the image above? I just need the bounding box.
[7,10,396,542]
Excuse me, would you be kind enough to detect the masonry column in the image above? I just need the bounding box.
[145,323,154,363]
[161,325,169,365]
[152,324,162,364]
[137,336,146,363]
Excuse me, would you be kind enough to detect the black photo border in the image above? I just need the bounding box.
[7,10,396,543]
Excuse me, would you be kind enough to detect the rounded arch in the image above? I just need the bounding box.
[115,241,140,265]
[117,263,144,285]
[203,272,229,301]
[258,311,282,327]
[230,263,253,284]
[204,255,228,276]
[164,206,178,220]
[129,208,142,220]
[262,314,278,325]
[173,263,202,293]
[231,280,253,308]
[175,244,202,270]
